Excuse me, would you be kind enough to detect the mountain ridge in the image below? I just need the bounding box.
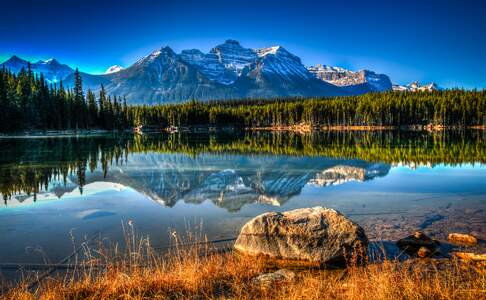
[1,40,441,104]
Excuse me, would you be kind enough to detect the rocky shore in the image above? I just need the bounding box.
[2,206,484,299]
[234,206,485,285]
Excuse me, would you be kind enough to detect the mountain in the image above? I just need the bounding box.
[79,40,345,104]
[1,40,441,104]
[0,56,73,84]
[392,81,441,92]
[105,65,123,74]
[307,64,393,93]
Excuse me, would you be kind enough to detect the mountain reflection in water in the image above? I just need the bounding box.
[0,130,484,212]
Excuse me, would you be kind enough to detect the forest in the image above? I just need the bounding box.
[0,65,485,133]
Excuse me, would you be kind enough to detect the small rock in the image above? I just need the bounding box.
[453,252,486,264]
[234,207,368,266]
[417,246,432,258]
[448,233,478,246]
[396,231,438,254]
[252,269,296,288]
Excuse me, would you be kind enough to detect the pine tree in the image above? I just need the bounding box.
[98,83,107,128]
[73,68,85,129]
[87,89,98,127]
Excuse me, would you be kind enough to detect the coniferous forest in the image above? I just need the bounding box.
[1,65,485,133]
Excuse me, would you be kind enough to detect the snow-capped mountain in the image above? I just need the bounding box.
[308,64,393,93]
[70,40,344,104]
[392,81,441,92]
[1,40,442,104]
[0,55,73,84]
[105,65,123,74]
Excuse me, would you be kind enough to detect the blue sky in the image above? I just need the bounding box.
[1,0,485,88]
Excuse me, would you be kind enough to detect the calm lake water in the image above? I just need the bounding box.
[0,131,485,276]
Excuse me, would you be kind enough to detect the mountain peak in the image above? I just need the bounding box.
[5,55,27,64]
[257,46,289,57]
[38,58,63,67]
[150,46,176,57]
[223,39,241,46]
[160,46,175,52]
[105,65,124,74]
[137,46,177,65]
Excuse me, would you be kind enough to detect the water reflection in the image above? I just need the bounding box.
[1,130,484,210]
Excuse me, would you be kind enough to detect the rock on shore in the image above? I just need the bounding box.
[448,233,478,246]
[396,231,439,256]
[234,207,368,266]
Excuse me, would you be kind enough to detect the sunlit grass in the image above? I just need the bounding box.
[1,227,484,300]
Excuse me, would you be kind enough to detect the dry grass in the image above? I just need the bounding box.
[1,228,484,300]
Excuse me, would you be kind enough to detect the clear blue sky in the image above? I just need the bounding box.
[1,0,485,88]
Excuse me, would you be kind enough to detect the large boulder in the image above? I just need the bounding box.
[234,207,368,266]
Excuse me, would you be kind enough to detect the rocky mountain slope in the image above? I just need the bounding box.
[307,64,393,93]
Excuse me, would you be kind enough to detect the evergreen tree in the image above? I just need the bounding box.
[87,89,98,127]
[72,68,85,129]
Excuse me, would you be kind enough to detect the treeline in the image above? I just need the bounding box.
[0,66,131,132]
[133,90,486,128]
[1,65,485,133]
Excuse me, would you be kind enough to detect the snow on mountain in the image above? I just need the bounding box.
[307,64,351,81]
[308,64,392,93]
[105,65,124,74]
[3,40,442,104]
[33,58,74,84]
[0,56,74,84]
[210,39,257,76]
[179,41,314,84]
[392,81,441,92]
[179,48,237,85]
[255,46,313,80]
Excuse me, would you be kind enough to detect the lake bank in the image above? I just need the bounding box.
[1,230,484,299]
[250,124,486,132]
[1,124,485,138]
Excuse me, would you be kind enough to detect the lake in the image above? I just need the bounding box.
[0,130,485,278]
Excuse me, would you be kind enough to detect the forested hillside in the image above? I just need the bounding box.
[1,66,485,133]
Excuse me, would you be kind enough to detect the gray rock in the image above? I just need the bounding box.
[251,269,296,288]
[234,207,368,266]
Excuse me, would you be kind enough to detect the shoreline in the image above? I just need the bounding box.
[249,124,486,132]
[1,233,483,299]
[0,129,129,138]
[1,125,485,138]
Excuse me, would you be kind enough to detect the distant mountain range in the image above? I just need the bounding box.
[392,81,441,92]
[0,40,441,104]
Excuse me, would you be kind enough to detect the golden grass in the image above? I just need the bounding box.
[1,229,484,300]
